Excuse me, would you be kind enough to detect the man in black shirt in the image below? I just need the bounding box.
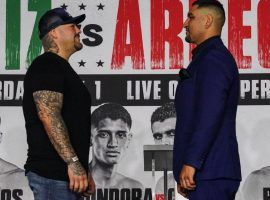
[22,8,95,200]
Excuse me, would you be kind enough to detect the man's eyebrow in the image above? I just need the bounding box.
[165,129,175,134]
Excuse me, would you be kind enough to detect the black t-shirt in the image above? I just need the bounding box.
[23,52,91,181]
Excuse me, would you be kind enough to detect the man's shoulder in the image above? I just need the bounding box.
[0,158,24,175]
[116,172,144,188]
[248,166,270,179]
[32,52,58,64]
[198,44,238,75]
[28,52,66,74]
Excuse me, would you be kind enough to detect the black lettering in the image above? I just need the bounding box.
[264,188,270,200]
[1,189,11,200]
[82,24,103,46]
[121,188,130,200]
[12,189,23,200]
[144,188,152,200]
[132,188,142,200]
[97,188,108,200]
[109,188,119,200]
[168,188,174,200]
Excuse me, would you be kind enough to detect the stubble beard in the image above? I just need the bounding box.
[74,36,83,51]
[185,30,192,43]
[185,27,193,43]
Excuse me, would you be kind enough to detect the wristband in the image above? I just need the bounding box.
[68,156,79,165]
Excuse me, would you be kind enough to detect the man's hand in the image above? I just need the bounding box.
[177,183,188,198]
[179,164,196,191]
[83,173,96,197]
[68,162,88,193]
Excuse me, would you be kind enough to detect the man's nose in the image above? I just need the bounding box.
[183,18,189,27]
[107,134,118,148]
[163,136,173,145]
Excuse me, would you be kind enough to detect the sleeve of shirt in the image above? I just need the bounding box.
[184,53,233,170]
[30,59,65,93]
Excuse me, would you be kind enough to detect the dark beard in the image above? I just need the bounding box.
[75,42,83,51]
[185,35,192,43]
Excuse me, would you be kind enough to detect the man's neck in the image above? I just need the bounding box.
[58,51,73,61]
[46,49,72,61]
[196,32,221,46]
[90,160,119,187]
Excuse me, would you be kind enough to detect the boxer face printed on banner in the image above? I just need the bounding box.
[91,118,132,166]
[152,117,176,145]
[151,102,176,145]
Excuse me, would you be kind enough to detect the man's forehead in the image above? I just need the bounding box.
[152,117,176,132]
[189,5,209,16]
[95,118,129,130]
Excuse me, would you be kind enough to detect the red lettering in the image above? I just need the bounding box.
[258,0,270,68]
[228,0,251,69]
[111,0,145,70]
[151,0,184,69]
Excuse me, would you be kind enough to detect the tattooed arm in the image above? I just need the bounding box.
[33,90,88,193]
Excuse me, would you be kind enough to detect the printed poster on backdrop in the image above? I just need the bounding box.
[0,0,270,200]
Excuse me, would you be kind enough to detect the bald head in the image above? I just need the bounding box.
[193,0,225,30]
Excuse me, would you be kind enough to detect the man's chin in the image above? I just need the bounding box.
[106,158,119,165]
[185,36,192,43]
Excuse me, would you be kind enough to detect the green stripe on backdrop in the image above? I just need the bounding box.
[5,0,51,70]
[6,0,20,69]
[26,0,51,67]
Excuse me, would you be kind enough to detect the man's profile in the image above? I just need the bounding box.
[173,0,241,199]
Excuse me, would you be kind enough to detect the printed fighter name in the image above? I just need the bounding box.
[0,189,23,200]
[0,81,24,101]
[240,80,270,100]
[264,188,270,200]
[83,188,175,200]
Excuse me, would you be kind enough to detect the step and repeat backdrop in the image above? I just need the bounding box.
[0,0,270,200]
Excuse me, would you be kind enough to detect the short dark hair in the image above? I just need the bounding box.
[193,0,225,28]
[91,103,132,129]
[151,102,176,125]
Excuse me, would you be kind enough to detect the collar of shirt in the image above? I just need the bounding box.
[191,35,221,59]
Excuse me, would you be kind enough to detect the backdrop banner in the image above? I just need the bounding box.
[0,0,270,200]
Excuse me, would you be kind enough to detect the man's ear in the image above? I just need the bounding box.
[205,14,214,29]
[49,29,58,39]
[125,132,133,148]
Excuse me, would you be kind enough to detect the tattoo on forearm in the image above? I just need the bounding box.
[33,90,85,174]
[69,162,85,176]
